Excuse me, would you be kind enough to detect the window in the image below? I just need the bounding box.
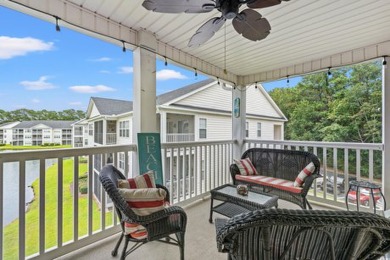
[119,152,125,170]
[119,120,130,137]
[246,122,249,138]
[257,123,262,137]
[88,123,93,136]
[199,118,207,139]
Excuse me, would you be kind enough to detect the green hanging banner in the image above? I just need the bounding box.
[137,133,163,185]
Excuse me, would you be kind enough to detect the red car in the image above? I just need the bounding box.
[347,188,381,206]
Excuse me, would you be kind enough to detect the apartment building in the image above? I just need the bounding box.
[0,120,74,146]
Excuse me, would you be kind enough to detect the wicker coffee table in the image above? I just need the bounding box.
[209,184,278,223]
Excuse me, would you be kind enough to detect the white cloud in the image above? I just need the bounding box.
[20,76,56,90]
[69,84,116,93]
[156,69,187,81]
[91,57,112,62]
[0,36,53,59]
[31,99,40,103]
[118,66,133,74]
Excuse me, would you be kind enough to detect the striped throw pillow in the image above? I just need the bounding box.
[119,187,167,240]
[124,222,148,240]
[294,162,316,187]
[118,188,166,216]
[118,170,156,189]
[234,158,257,176]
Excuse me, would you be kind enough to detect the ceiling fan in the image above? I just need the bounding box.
[142,0,291,47]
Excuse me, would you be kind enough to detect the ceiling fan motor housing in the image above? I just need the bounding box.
[219,0,240,19]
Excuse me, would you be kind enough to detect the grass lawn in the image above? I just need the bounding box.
[0,144,72,151]
[3,159,114,259]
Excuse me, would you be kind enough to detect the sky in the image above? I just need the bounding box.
[0,6,299,112]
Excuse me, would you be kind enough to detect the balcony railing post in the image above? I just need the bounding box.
[382,59,390,205]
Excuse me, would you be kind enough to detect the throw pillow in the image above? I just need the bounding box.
[118,187,166,216]
[234,158,257,176]
[124,222,148,240]
[294,162,316,187]
[118,170,156,189]
[119,187,167,240]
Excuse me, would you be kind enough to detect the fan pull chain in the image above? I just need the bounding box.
[224,23,227,74]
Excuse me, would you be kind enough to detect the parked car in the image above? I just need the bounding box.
[347,188,382,206]
[318,174,355,195]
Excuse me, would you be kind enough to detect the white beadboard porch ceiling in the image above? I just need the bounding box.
[2,0,390,85]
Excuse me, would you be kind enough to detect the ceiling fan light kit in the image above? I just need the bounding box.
[142,0,291,47]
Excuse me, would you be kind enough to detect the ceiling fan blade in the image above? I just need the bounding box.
[188,17,226,47]
[247,0,289,9]
[142,0,216,13]
[232,9,271,41]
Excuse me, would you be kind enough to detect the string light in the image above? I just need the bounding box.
[255,82,258,89]
[54,16,60,32]
[164,57,168,66]
[121,41,126,52]
[287,75,290,84]
[217,77,220,85]
[194,68,198,78]
[327,67,332,76]
[383,56,388,68]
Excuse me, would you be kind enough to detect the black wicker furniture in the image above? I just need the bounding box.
[215,208,390,260]
[99,165,187,260]
[209,184,278,223]
[230,148,321,209]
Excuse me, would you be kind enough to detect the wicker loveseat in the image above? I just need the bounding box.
[230,148,321,209]
[215,208,390,260]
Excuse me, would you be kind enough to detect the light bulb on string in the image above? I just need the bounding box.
[383,56,388,69]
[54,16,61,32]
[164,57,168,66]
[121,41,126,52]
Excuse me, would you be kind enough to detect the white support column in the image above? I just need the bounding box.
[232,85,247,160]
[382,57,390,204]
[160,112,167,143]
[132,30,157,175]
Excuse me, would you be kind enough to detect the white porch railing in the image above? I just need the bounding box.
[166,133,195,143]
[0,139,385,259]
[245,139,384,210]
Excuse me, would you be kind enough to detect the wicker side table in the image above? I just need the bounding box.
[346,180,386,214]
[209,184,278,223]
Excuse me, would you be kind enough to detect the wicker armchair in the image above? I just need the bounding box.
[99,165,187,260]
[215,208,390,260]
[230,148,321,209]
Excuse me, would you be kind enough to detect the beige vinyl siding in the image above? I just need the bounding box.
[246,86,281,118]
[195,114,231,141]
[176,83,232,112]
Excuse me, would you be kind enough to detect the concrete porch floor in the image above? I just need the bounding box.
[56,198,333,260]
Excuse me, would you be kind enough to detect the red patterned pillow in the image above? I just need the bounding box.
[294,162,316,187]
[234,158,257,176]
[118,170,156,189]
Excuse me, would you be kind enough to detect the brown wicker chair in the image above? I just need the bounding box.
[99,165,187,260]
[230,148,321,209]
[215,208,390,260]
